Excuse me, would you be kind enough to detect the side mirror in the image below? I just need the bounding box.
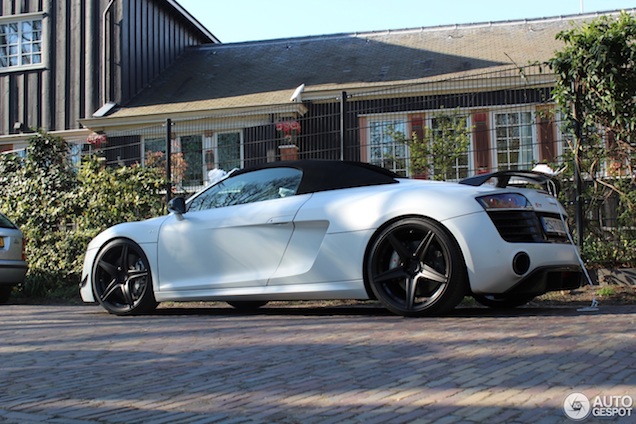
[168,197,186,216]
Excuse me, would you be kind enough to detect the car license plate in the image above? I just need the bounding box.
[541,216,567,236]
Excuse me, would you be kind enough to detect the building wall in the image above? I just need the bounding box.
[0,0,215,138]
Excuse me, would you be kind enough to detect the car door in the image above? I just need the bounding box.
[156,167,308,291]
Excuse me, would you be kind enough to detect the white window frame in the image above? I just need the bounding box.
[142,130,244,189]
[491,108,538,171]
[203,130,244,180]
[0,13,45,72]
[366,114,410,176]
[426,114,473,181]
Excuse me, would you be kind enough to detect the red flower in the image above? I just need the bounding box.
[87,133,107,149]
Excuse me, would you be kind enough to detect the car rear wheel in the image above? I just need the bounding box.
[227,300,269,311]
[92,239,158,316]
[366,218,467,317]
[472,294,535,309]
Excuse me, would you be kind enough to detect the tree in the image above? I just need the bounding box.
[549,11,636,183]
[548,11,636,266]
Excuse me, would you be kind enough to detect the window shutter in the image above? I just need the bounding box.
[537,106,556,162]
[472,112,490,173]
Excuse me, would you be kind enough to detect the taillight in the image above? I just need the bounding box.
[476,193,532,210]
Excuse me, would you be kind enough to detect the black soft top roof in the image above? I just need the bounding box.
[232,160,399,194]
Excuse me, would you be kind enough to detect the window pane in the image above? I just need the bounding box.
[217,132,241,170]
[189,168,302,211]
[181,135,203,186]
[494,111,535,170]
[145,138,165,153]
[429,115,470,180]
[368,119,408,175]
[0,19,43,69]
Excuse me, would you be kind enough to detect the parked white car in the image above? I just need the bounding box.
[80,160,582,316]
[0,211,27,303]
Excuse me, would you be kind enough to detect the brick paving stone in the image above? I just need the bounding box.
[0,304,635,423]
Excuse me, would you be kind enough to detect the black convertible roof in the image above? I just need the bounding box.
[233,160,399,194]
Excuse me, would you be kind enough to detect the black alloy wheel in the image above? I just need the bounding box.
[366,218,467,317]
[92,239,158,315]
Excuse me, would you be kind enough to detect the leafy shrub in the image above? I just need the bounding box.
[0,131,167,299]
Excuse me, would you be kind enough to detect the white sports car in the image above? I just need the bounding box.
[80,160,582,316]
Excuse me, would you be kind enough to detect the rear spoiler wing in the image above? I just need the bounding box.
[459,170,560,195]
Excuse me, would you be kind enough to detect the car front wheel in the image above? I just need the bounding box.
[92,239,158,315]
[366,218,467,317]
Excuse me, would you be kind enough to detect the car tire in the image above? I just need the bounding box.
[366,218,467,317]
[227,300,269,311]
[92,238,158,316]
[0,285,12,304]
[472,294,535,309]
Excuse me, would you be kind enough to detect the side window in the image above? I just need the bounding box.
[188,167,302,212]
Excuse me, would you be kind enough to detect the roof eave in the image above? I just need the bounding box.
[167,0,220,43]
[80,103,309,132]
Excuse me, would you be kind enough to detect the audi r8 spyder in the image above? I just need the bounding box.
[80,160,582,316]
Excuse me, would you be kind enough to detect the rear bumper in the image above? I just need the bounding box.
[444,212,582,295]
[502,265,582,296]
[0,260,28,285]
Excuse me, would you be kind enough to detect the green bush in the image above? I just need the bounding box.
[549,12,636,268]
[0,131,167,299]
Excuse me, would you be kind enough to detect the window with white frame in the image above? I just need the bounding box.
[143,131,243,188]
[206,132,242,173]
[367,117,409,176]
[429,114,471,180]
[0,16,43,70]
[494,111,536,170]
[180,135,203,186]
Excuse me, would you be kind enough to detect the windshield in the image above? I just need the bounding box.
[187,167,303,212]
[0,212,17,229]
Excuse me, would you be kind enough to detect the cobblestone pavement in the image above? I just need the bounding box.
[1,302,635,423]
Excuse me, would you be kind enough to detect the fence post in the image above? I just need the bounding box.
[166,118,172,203]
[340,91,347,161]
[572,79,584,251]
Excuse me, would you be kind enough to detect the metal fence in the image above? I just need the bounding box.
[97,66,561,183]
[90,64,633,259]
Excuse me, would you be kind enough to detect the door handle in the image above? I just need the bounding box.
[267,216,293,224]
